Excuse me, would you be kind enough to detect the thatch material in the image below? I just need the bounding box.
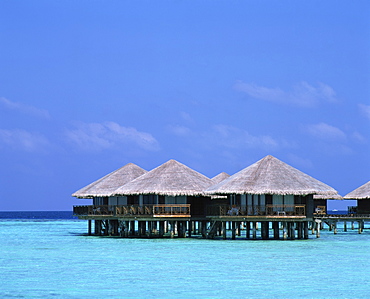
[206,155,338,196]
[211,172,230,184]
[72,163,147,198]
[344,181,370,199]
[314,194,343,200]
[113,159,214,196]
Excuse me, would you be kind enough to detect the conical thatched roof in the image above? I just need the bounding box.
[344,181,370,199]
[113,159,214,196]
[72,163,147,198]
[206,155,338,196]
[211,172,230,184]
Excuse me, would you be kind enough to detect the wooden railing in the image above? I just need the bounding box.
[73,204,191,217]
[206,204,306,216]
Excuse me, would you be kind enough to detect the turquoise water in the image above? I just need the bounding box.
[1,216,370,298]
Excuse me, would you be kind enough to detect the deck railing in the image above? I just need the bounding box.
[73,204,191,217]
[206,204,306,217]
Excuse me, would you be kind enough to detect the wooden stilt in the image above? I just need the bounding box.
[246,222,251,239]
[297,222,302,239]
[231,221,236,240]
[316,220,321,238]
[304,221,309,239]
[261,221,269,240]
[170,221,175,238]
[344,220,347,232]
[222,221,227,240]
[283,222,287,240]
[273,221,279,240]
[358,221,363,234]
[159,221,165,237]
[88,220,92,236]
[290,222,295,240]
[252,222,257,239]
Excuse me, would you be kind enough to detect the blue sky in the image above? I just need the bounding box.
[0,1,369,211]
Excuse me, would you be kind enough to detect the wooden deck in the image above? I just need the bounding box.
[206,204,306,217]
[73,204,191,218]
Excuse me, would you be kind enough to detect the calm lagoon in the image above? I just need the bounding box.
[0,212,369,298]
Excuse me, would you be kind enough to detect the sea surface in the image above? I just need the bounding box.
[1,211,370,298]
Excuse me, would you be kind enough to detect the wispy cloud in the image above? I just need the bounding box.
[233,81,338,107]
[211,125,280,150]
[0,97,50,119]
[359,104,370,120]
[305,122,346,141]
[167,125,192,137]
[65,121,160,152]
[0,129,50,152]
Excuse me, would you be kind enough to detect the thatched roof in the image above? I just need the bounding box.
[211,172,230,184]
[113,159,214,196]
[72,163,147,198]
[344,181,370,199]
[206,155,338,196]
[314,194,343,200]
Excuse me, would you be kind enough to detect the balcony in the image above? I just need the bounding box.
[73,204,191,217]
[206,204,306,217]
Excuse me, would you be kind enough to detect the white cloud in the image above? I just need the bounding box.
[0,129,50,152]
[65,121,160,151]
[305,122,346,141]
[211,125,280,150]
[352,131,367,143]
[0,97,50,119]
[167,125,192,137]
[233,81,338,107]
[359,104,370,120]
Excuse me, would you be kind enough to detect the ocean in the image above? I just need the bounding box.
[1,211,369,298]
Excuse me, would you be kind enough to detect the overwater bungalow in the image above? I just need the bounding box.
[72,163,147,216]
[344,181,370,214]
[74,159,214,237]
[205,155,338,239]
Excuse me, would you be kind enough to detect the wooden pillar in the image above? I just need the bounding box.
[170,221,175,238]
[246,221,251,239]
[304,221,309,239]
[148,221,153,238]
[273,221,279,240]
[179,221,186,238]
[188,221,192,238]
[130,221,135,236]
[222,221,227,240]
[252,222,257,240]
[236,222,241,236]
[344,220,347,232]
[358,221,363,234]
[88,220,92,236]
[94,220,100,235]
[261,222,268,240]
[311,221,315,235]
[159,221,165,237]
[231,222,236,240]
[104,220,109,235]
[352,221,355,230]
[334,221,338,234]
[201,221,207,238]
[297,222,302,239]
[283,222,288,240]
[316,220,321,238]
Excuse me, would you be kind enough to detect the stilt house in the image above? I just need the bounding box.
[344,181,370,214]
